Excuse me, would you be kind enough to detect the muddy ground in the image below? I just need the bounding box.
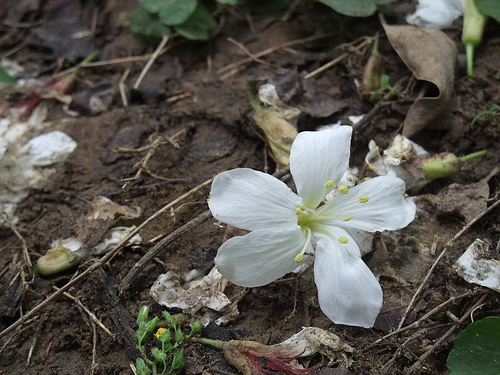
[0,1,499,374]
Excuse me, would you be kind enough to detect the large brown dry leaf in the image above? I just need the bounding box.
[382,24,457,137]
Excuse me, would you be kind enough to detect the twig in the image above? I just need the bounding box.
[119,210,212,292]
[304,37,373,79]
[55,287,115,338]
[26,335,36,366]
[369,290,477,349]
[217,33,331,75]
[227,37,273,67]
[406,294,489,375]
[134,35,169,90]
[397,198,500,330]
[166,92,193,103]
[0,211,32,268]
[119,68,130,107]
[0,178,214,340]
[90,315,98,375]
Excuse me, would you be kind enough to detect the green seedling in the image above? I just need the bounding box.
[0,66,17,85]
[462,0,487,77]
[369,74,399,101]
[471,103,499,128]
[134,306,204,375]
[130,0,230,42]
[422,150,487,180]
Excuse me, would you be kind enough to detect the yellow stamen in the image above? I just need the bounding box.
[339,185,349,194]
[324,180,335,189]
[363,177,372,181]
[342,216,353,222]
[359,195,369,203]
[338,236,349,244]
[294,253,304,263]
[295,207,302,215]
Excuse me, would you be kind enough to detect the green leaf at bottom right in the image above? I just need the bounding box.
[447,316,500,375]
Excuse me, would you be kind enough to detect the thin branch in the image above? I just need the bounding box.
[397,199,500,329]
[0,211,32,267]
[119,210,212,292]
[134,35,169,90]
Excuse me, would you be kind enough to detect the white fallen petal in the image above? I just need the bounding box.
[20,131,77,166]
[290,126,352,208]
[406,0,465,29]
[215,225,310,287]
[92,226,142,255]
[150,267,232,311]
[314,229,383,328]
[209,168,300,231]
[318,176,416,232]
[454,239,500,292]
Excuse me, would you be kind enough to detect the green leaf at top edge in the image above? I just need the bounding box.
[0,67,17,85]
[158,0,198,26]
[317,0,396,17]
[138,0,165,14]
[447,316,500,375]
[474,0,500,22]
[130,8,171,41]
[217,0,238,4]
[174,3,217,41]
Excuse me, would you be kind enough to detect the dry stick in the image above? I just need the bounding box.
[119,210,212,292]
[119,68,130,107]
[226,37,273,67]
[406,294,489,375]
[0,178,214,341]
[134,35,169,90]
[369,290,477,349]
[304,37,372,80]
[397,199,500,330]
[217,33,331,74]
[54,287,115,338]
[0,212,32,267]
[90,317,98,375]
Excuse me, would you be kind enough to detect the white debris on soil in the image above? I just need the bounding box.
[150,266,241,324]
[92,226,142,255]
[365,134,429,190]
[87,196,142,221]
[406,0,465,29]
[454,239,500,293]
[258,83,301,123]
[0,103,77,224]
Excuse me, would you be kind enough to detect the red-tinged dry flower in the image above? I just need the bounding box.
[201,327,354,375]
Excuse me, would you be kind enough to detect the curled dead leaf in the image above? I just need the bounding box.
[382,23,457,137]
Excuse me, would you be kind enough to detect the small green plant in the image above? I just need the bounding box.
[135,306,204,375]
[369,74,399,101]
[130,0,235,42]
[471,103,500,128]
[447,316,500,375]
[0,66,17,85]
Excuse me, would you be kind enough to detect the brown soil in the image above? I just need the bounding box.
[1,1,499,375]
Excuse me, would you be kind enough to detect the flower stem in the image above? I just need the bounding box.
[191,337,224,348]
[460,149,487,162]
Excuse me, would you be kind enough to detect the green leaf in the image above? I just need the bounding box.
[136,306,150,325]
[130,8,171,40]
[159,0,198,26]
[317,0,396,17]
[174,3,216,40]
[189,320,204,336]
[138,0,165,14]
[474,0,500,22]
[380,74,390,89]
[174,326,184,344]
[0,67,17,85]
[171,348,185,371]
[447,316,500,375]
[135,358,152,375]
[217,0,238,4]
[151,347,167,363]
[145,317,160,334]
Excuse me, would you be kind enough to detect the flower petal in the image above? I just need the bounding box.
[215,225,311,287]
[290,126,352,209]
[313,227,382,328]
[343,228,373,256]
[209,168,301,231]
[317,176,416,232]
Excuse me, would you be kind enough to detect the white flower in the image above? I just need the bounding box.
[208,126,416,328]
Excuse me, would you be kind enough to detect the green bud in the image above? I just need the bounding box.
[159,330,173,351]
[422,153,462,180]
[37,246,82,276]
[171,348,185,371]
[137,306,150,325]
[145,317,159,334]
[189,320,204,336]
[162,311,178,328]
[135,358,152,375]
[151,347,166,363]
[174,326,184,344]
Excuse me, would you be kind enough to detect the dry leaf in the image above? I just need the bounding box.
[382,24,457,137]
